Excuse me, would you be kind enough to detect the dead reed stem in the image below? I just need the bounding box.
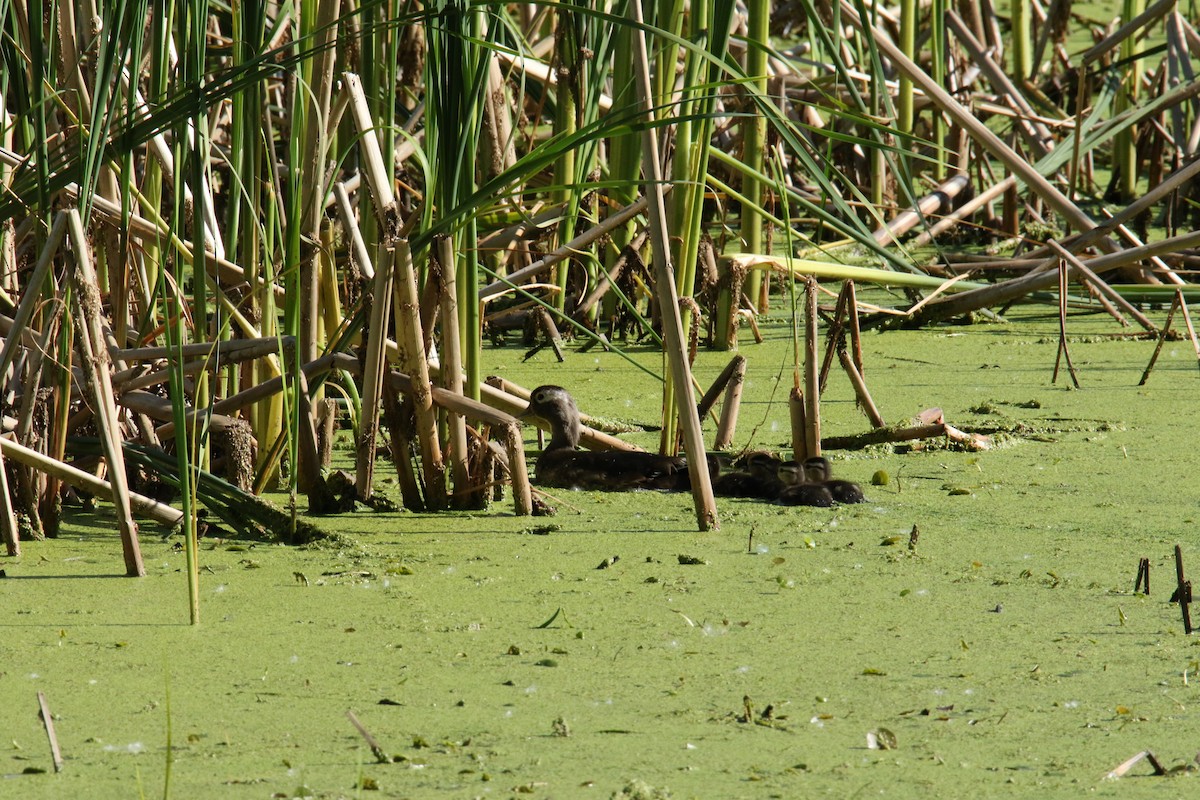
[804,278,821,459]
[345,710,390,764]
[0,447,17,555]
[630,0,717,531]
[342,72,402,233]
[382,386,425,511]
[393,240,447,510]
[1053,259,1081,388]
[873,174,971,246]
[502,423,534,516]
[821,420,991,451]
[1175,288,1200,369]
[332,181,375,280]
[0,436,183,526]
[818,285,850,393]
[478,197,653,302]
[697,355,745,419]
[355,246,395,500]
[1047,240,1155,331]
[65,209,143,577]
[839,349,885,428]
[911,175,1016,248]
[846,280,864,375]
[435,236,472,507]
[576,231,649,316]
[290,365,325,498]
[1139,293,1182,385]
[1175,544,1193,634]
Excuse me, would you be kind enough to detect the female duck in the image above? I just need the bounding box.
[524,385,689,491]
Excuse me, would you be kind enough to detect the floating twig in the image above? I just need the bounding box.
[1105,749,1166,779]
[38,692,63,773]
[820,417,991,452]
[346,710,391,764]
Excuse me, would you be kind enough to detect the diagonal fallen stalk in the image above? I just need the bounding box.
[0,436,182,527]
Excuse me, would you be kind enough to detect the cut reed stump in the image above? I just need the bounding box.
[695,356,746,450]
[1175,545,1193,635]
[789,387,807,462]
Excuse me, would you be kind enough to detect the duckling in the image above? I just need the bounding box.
[775,460,834,507]
[524,385,689,491]
[803,456,866,504]
[713,451,785,499]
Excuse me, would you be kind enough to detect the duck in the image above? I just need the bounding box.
[775,460,834,507]
[524,385,690,491]
[803,456,866,504]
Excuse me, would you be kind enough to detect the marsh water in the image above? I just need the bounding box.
[4,305,1200,798]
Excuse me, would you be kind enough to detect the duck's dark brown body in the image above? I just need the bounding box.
[525,385,690,491]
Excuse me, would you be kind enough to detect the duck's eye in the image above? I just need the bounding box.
[533,390,546,403]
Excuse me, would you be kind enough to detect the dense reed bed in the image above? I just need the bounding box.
[2,1,1199,614]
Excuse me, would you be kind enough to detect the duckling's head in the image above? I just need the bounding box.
[803,456,833,483]
[776,460,803,486]
[526,385,582,451]
[741,451,783,480]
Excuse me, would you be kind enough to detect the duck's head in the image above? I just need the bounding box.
[524,385,582,450]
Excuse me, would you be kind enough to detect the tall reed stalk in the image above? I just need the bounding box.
[737,0,771,324]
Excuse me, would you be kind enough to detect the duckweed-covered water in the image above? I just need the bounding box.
[4,306,1200,798]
